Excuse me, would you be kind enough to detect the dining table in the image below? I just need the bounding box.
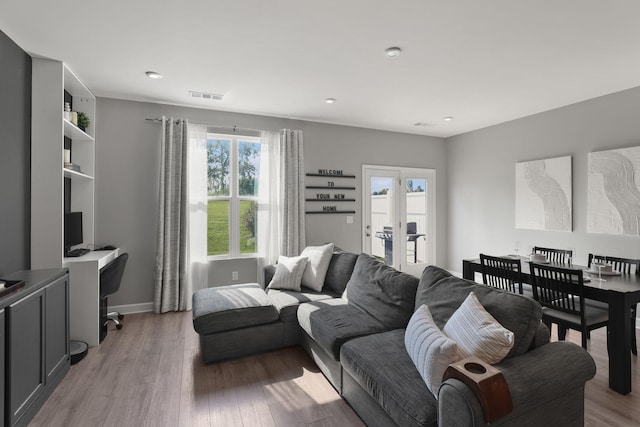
[462,256,640,395]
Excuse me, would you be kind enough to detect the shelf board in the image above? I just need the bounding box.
[306,186,355,190]
[306,173,356,178]
[306,211,356,214]
[64,119,94,142]
[305,199,356,202]
[63,168,94,181]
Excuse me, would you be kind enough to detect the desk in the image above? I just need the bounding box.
[463,257,640,395]
[64,249,119,347]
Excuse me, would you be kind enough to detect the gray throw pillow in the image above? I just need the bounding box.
[324,250,359,294]
[343,253,419,329]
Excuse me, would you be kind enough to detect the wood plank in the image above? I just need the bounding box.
[28,311,640,426]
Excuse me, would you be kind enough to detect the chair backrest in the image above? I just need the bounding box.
[533,246,573,263]
[480,254,522,294]
[587,254,640,275]
[100,253,129,298]
[530,263,585,320]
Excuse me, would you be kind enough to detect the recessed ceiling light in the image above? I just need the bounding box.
[145,71,162,79]
[325,98,336,104]
[443,116,453,121]
[385,47,402,57]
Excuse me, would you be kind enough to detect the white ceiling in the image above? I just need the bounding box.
[2,1,640,137]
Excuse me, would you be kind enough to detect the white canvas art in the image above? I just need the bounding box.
[515,156,572,231]
[587,146,640,236]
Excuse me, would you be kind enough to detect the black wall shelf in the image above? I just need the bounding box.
[306,173,356,178]
[306,211,356,214]
[306,186,355,190]
[305,198,356,202]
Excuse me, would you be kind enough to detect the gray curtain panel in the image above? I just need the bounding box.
[153,117,190,313]
[280,129,306,256]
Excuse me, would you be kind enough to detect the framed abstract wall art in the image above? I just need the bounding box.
[515,156,572,231]
[587,146,640,236]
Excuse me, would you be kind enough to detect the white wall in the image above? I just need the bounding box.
[446,86,640,273]
[95,98,447,306]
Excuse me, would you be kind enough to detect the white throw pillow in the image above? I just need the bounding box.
[268,255,309,291]
[300,243,334,291]
[443,292,514,364]
[405,304,460,398]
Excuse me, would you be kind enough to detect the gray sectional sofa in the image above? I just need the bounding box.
[192,249,596,427]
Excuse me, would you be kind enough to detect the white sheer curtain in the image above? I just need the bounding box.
[153,118,208,313]
[256,129,306,284]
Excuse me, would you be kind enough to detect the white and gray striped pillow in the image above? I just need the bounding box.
[443,292,514,364]
[268,255,309,291]
[405,304,460,397]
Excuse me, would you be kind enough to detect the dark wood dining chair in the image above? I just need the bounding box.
[587,254,640,355]
[530,262,608,349]
[480,254,529,296]
[533,246,573,264]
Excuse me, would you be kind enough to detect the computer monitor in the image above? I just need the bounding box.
[64,211,83,254]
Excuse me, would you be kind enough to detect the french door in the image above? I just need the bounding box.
[362,165,436,276]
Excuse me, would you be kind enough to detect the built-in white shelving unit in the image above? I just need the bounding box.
[31,58,96,268]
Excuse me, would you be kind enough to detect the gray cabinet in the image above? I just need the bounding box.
[1,269,69,427]
[0,309,5,427]
[6,288,45,427]
[45,276,69,383]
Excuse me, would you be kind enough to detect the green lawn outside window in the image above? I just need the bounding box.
[207,200,256,256]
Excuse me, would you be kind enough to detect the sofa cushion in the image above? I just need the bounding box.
[300,243,335,291]
[341,330,437,427]
[443,292,514,364]
[266,287,340,322]
[324,250,359,294]
[415,266,541,358]
[343,253,419,330]
[405,304,460,397]
[268,255,309,291]
[192,284,279,335]
[298,302,388,360]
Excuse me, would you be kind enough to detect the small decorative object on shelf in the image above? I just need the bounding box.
[71,111,78,125]
[63,102,72,121]
[64,149,71,164]
[76,112,90,132]
[64,162,82,173]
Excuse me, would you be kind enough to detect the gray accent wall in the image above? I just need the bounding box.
[446,86,640,273]
[95,98,447,306]
[0,29,31,276]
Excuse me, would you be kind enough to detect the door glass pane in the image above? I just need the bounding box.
[238,141,261,197]
[370,177,395,265]
[240,200,257,254]
[405,178,427,265]
[208,199,229,256]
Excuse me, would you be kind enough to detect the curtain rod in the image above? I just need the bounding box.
[145,117,279,133]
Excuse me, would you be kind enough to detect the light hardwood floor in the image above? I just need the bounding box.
[29,312,639,426]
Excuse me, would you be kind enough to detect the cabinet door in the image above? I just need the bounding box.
[0,309,5,427]
[7,288,45,427]
[45,275,69,381]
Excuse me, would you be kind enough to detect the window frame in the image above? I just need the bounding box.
[206,133,262,260]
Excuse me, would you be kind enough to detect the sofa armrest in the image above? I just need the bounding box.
[263,264,276,288]
[438,341,595,426]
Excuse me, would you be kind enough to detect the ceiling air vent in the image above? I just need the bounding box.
[189,91,224,101]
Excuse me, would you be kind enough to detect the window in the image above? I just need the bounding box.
[207,134,262,257]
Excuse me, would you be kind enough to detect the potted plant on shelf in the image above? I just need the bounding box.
[77,112,90,132]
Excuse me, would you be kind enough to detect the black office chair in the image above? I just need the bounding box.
[530,262,608,349]
[533,246,573,264]
[587,254,640,355]
[480,254,529,296]
[99,253,129,342]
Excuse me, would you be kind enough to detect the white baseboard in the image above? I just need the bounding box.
[109,302,153,315]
